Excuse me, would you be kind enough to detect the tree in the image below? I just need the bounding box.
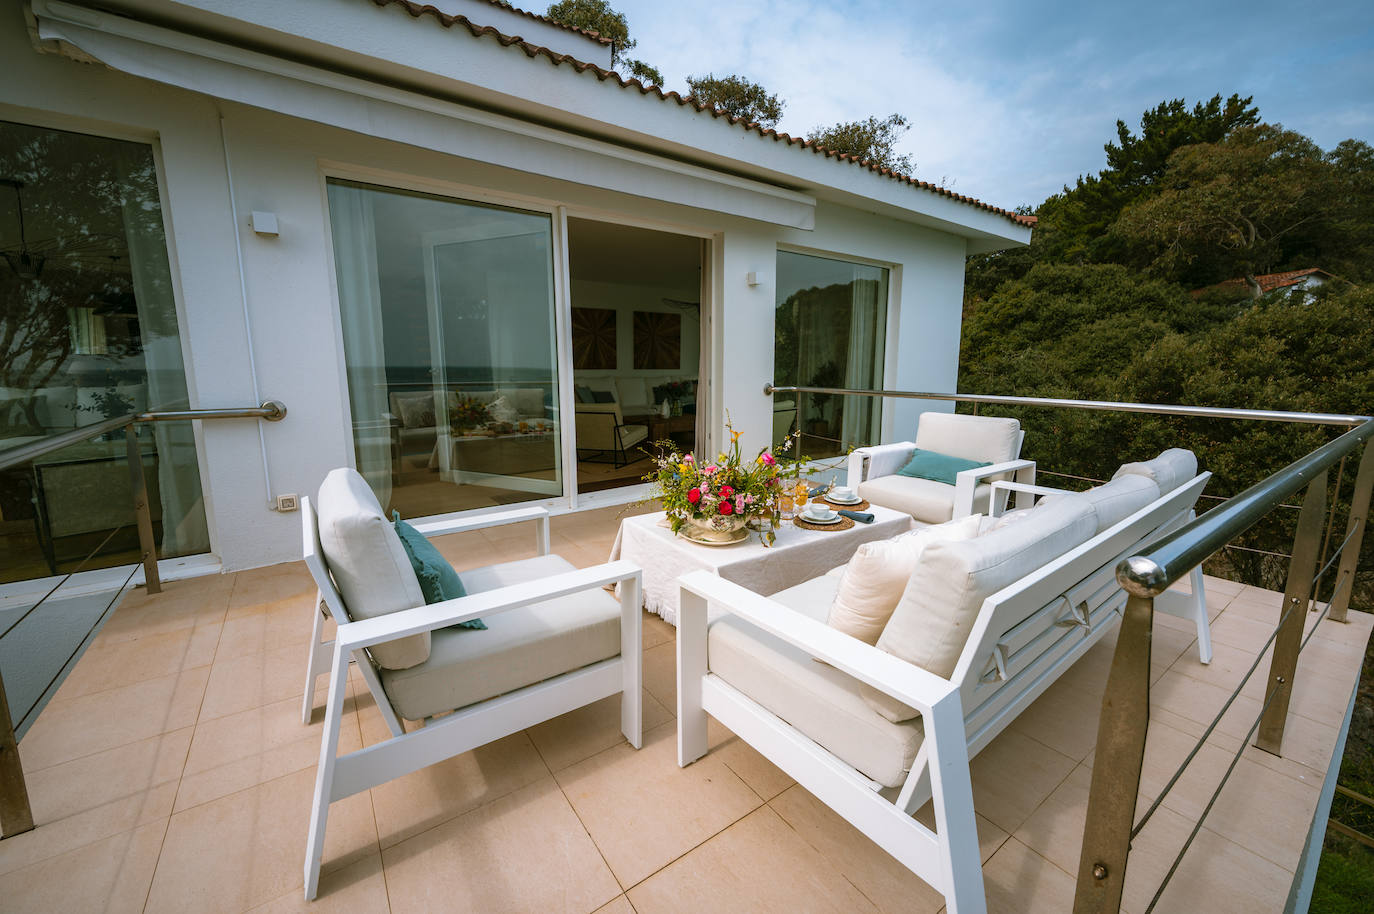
[1111,125,1336,292]
[625,59,663,86]
[805,114,914,174]
[684,74,785,129]
[545,0,635,64]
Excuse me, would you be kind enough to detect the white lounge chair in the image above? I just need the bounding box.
[299,468,643,899]
[846,412,1036,523]
[678,450,1210,913]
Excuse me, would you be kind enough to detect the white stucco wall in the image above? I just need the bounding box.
[2,0,979,573]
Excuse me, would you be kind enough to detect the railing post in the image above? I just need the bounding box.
[1074,592,1154,914]
[124,426,161,595]
[0,665,35,838]
[1329,441,1374,624]
[1256,470,1327,755]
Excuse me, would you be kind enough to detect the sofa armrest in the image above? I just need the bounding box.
[410,506,551,555]
[987,479,1073,516]
[846,441,917,489]
[337,560,641,653]
[676,570,956,715]
[953,459,1036,517]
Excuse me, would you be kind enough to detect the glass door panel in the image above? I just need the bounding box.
[326,180,562,517]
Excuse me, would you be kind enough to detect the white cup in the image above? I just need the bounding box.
[830,486,856,501]
[805,504,837,521]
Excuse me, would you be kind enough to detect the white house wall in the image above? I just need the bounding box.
[3,0,972,573]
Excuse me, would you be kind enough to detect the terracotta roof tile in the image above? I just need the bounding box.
[372,0,1029,229]
[468,0,613,45]
[1194,268,1335,297]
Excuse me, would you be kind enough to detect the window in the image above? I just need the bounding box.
[326,179,562,517]
[774,251,888,457]
[0,120,208,581]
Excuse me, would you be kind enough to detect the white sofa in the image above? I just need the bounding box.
[677,450,1211,913]
[847,412,1035,523]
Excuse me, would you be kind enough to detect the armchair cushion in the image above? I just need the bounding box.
[709,574,924,788]
[591,389,616,403]
[827,514,984,645]
[858,474,993,524]
[316,468,430,670]
[913,413,1020,464]
[393,515,484,630]
[1113,448,1197,496]
[865,496,1098,722]
[379,554,622,720]
[896,448,990,485]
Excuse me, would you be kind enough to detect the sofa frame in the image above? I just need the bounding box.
[676,471,1211,913]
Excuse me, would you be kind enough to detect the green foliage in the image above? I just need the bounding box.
[805,114,914,174]
[685,73,785,129]
[545,0,635,63]
[625,59,663,86]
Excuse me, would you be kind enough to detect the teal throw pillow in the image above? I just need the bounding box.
[392,513,485,630]
[896,448,990,485]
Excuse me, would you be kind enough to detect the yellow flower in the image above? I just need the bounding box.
[679,463,691,474]
[756,456,764,465]
[731,429,742,443]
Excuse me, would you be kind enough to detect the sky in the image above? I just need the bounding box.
[613,0,1374,211]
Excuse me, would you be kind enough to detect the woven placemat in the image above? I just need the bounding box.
[793,515,856,532]
[822,496,871,511]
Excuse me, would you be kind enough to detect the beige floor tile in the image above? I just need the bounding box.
[370,730,551,849]
[641,610,674,649]
[19,666,209,770]
[1013,763,1095,875]
[226,561,317,616]
[1007,669,1108,763]
[217,594,319,661]
[706,716,795,801]
[640,640,677,712]
[968,728,1076,834]
[200,641,311,722]
[527,688,672,773]
[628,806,879,913]
[54,622,220,701]
[555,721,762,888]
[0,780,177,877]
[95,578,232,647]
[0,817,168,914]
[147,766,378,914]
[1134,826,1292,914]
[1202,574,1246,598]
[592,896,635,914]
[25,726,191,826]
[980,837,1076,914]
[248,851,391,914]
[770,784,998,913]
[176,686,362,813]
[1209,612,1280,654]
[1149,668,1267,746]
[1150,623,1198,681]
[381,778,621,914]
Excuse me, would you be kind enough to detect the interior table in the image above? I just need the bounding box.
[608,505,914,625]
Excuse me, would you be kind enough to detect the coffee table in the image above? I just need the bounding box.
[608,504,913,624]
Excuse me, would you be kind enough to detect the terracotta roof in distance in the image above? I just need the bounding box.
[371,0,1030,229]
[1193,268,1336,297]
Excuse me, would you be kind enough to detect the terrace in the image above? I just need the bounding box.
[1,392,1371,913]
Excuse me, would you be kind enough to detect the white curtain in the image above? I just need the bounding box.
[327,184,393,510]
[841,276,881,449]
[118,149,209,556]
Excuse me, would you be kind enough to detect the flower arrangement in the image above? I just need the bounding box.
[449,395,491,432]
[645,418,799,546]
[662,379,692,405]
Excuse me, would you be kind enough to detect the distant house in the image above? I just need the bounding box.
[1194,268,1339,301]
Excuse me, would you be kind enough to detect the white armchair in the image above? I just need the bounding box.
[846,412,1035,523]
[575,401,649,467]
[299,469,642,899]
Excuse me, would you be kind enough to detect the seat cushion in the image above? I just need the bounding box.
[857,474,993,524]
[827,514,984,645]
[1112,449,1197,495]
[866,496,1098,722]
[913,412,1020,464]
[619,424,649,448]
[316,468,429,670]
[708,575,924,788]
[380,554,622,720]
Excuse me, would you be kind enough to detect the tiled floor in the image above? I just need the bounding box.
[3,503,1371,913]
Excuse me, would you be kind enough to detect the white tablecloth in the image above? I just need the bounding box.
[609,506,914,624]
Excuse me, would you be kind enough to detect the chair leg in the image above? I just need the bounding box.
[304,645,349,900]
[676,588,708,766]
[302,592,327,725]
[620,575,643,749]
[1190,563,1213,665]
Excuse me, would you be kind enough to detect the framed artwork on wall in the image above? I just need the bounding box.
[633,311,680,370]
[571,307,617,370]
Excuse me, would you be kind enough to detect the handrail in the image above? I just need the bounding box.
[1118,417,1374,597]
[0,400,287,472]
[764,384,1370,427]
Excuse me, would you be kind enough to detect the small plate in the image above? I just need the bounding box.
[679,527,751,546]
[824,494,863,506]
[801,511,843,525]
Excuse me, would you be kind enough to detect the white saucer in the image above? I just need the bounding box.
[824,494,862,506]
[801,511,843,525]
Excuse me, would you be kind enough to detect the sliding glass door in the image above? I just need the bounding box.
[326,179,562,517]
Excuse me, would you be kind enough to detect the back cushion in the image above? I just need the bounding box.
[614,377,650,409]
[864,496,1098,722]
[316,468,430,670]
[1042,474,1160,534]
[913,412,1020,465]
[1112,448,1197,495]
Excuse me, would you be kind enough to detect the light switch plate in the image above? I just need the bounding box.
[274,494,299,512]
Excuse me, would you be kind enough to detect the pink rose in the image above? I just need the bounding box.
[704,465,717,475]
[735,495,745,513]
[762,452,776,466]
